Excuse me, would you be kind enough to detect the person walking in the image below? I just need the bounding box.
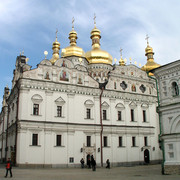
[106,159,110,169]
[87,155,91,168]
[91,155,96,171]
[80,158,85,168]
[4,158,12,178]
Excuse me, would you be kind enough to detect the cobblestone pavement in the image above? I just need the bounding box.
[0,164,179,180]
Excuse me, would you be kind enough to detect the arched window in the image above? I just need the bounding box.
[172,82,179,96]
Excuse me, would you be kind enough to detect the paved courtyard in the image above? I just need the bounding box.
[0,164,179,180]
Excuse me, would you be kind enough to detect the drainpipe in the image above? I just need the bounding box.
[147,72,165,174]
[100,87,104,167]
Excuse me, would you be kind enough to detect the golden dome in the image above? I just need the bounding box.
[141,37,160,75]
[145,45,154,56]
[62,28,85,58]
[50,30,60,64]
[85,26,112,65]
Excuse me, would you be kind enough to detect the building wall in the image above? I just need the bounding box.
[0,55,162,167]
[153,60,180,174]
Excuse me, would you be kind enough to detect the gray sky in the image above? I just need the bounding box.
[0,0,180,107]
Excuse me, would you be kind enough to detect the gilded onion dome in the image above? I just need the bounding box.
[50,30,60,64]
[62,18,85,58]
[85,17,112,65]
[141,35,160,75]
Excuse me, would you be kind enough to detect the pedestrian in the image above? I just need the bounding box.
[106,159,110,169]
[80,158,84,168]
[91,155,96,171]
[87,155,91,168]
[4,158,12,178]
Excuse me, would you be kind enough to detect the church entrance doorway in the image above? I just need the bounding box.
[144,149,150,164]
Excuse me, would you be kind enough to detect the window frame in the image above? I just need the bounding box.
[132,136,136,147]
[118,136,123,147]
[87,136,91,147]
[32,133,38,146]
[84,100,94,120]
[103,110,107,120]
[131,109,134,122]
[86,108,91,119]
[143,110,146,122]
[33,104,39,115]
[103,136,108,147]
[118,111,122,121]
[56,134,62,146]
[144,136,148,146]
[57,106,62,117]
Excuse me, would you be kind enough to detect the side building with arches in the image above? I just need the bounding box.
[152,59,180,174]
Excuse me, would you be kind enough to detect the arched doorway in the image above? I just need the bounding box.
[144,149,150,164]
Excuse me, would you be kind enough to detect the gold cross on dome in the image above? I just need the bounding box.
[145,34,149,45]
[120,48,123,58]
[56,29,58,39]
[72,17,75,29]
[94,13,96,27]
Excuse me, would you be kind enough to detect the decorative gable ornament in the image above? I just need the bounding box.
[31,94,43,103]
[129,101,137,109]
[141,103,149,109]
[115,103,125,110]
[55,96,65,105]
[101,101,109,108]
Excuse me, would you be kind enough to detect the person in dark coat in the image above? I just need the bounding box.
[91,155,96,171]
[80,158,85,168]
[87,155,91,168]
[4,158,12,178]
[106,159,110,169]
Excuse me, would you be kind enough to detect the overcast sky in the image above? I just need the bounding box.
[0,0,180,107]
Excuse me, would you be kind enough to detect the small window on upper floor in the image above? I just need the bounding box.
[172,82,179,96]
[103,136,108,147]
[131,109,134,122]
[103,110,107,120]
[33,104,39,115]
[114,82,116,89]
[143,110,146,122]
[57,106,62,117]
[86,108,91,119]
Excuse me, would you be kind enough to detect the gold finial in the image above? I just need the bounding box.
[50,29,60,64]
[145,34,149,45]
[56,29,58,40]
[22,49,24,55]
[114,58,117,63]
[119,48,125,66]
[72,17,75,30]
[120,48,123,58]
[129,57,132,64]
[94,13,96,28]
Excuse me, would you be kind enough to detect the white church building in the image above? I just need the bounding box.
[0,21,161,167]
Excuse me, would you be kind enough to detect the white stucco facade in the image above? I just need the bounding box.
[0,53,162,167]
[152,60,180,174]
